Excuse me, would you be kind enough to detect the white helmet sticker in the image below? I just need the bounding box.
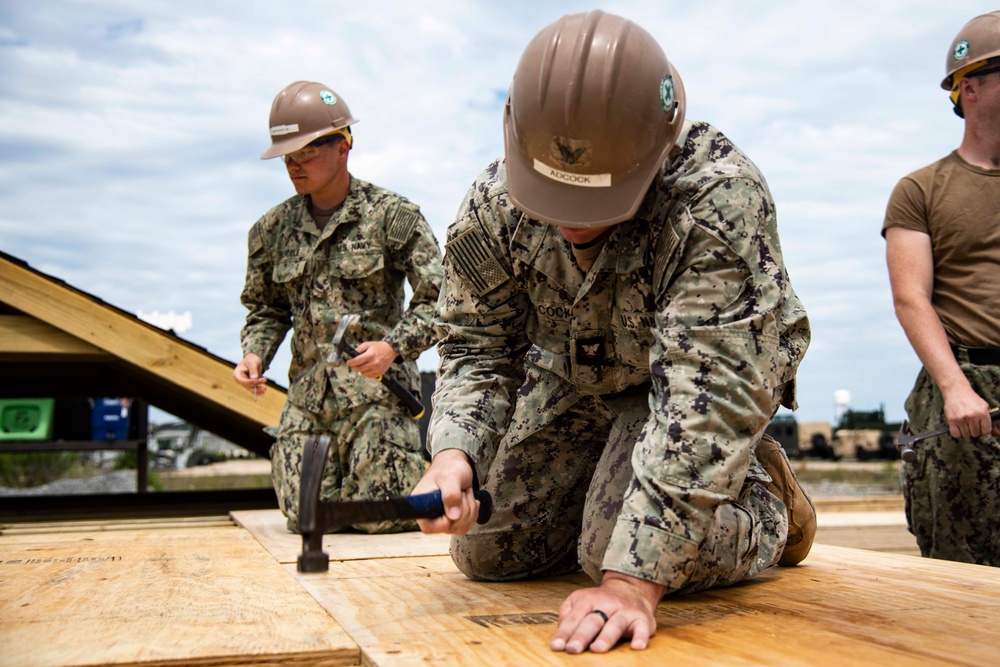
[660,75,675,113]
[953,40,970,60]
[533,159,611,187]
[270,123,300,136]
[320,90,337,105]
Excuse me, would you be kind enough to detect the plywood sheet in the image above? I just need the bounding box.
[812,495,904,513]
[1,515,235,536]
[1,524,358,667]
[288,544,1000,666]
[816,511,919,555]
[231,509,451,564]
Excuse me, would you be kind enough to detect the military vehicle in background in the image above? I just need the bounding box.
[830,406,902,461]
[766,415,839,460]
[766,405,902,461]
[149,422,253,469]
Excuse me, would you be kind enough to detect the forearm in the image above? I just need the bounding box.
[894,297,971,397]
[382,302,438,361]
[427,345,526,470]
[240,306,291,367]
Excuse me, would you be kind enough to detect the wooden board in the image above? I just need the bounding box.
[0,315,109,357]
[0,255,285,425]
[231,509,451,564]
[284,545,1000,666]
[816,511,919,555]
[0,515,235,536]
[812,495,905,513]
[1,522,358,667]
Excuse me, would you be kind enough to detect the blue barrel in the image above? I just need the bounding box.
[90,398,131,441]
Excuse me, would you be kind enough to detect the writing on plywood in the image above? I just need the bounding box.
[465,612,560,629]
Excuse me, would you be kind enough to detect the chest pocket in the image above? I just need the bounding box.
[272,258,309,310]
[325,249,386,310]
[611,310,657,368]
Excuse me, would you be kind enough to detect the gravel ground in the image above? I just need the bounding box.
[0,470,143,496]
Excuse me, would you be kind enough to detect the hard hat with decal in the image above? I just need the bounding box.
[503,10,686,228]
[942,11,1000,115]
[261,81,358,160]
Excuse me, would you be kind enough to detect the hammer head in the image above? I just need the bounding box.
[896,421,918,463]
[297,435,332,572]
[326,313,360,366]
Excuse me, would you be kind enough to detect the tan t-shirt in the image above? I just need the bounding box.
[882,151,1000,347]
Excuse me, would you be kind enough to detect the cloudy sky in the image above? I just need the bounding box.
[1,1,993,426]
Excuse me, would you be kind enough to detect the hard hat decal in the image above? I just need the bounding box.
[954,40,970,60]
[533,159,611,187]
[550,136,591,167]
[270,123,300,136]
[319,90,337,105]
[660,75,675,113]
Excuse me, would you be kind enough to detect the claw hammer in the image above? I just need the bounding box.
[296,434,493,573]
[327,313,425,418]
[896,407,999,463]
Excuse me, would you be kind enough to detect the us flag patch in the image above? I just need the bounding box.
[388,206,420,244]
[446,226,509,296]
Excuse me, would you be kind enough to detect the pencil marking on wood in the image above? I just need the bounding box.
[465,612,560,628]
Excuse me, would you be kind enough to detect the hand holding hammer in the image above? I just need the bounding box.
[327,314,425,418]
[897,407,1000,463]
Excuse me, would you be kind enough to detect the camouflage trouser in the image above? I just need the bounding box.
[271,394,427,534]
[451,374,787,594]
[902,358,1000,566]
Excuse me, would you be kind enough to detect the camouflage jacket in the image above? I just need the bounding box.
[240,175,443,413]
[429,121,811,584]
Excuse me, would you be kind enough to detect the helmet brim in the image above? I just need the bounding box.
[504,139,668,229]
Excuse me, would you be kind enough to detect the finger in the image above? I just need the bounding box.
[974,414,992,439]
[453,490,480,534]
[625,616,652,651]
[552,595,590,650]
[563,611,608,654]
[415,492,474,535]
[590,615,626,653]
[416,514,455,534]
[439,478,468,521]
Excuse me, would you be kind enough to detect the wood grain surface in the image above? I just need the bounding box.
[231,509,451,564]
[286,545,1000,666]
[1,521,358,667]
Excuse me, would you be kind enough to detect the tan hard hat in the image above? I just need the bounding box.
[261,81,358,160]
[503,10,686,228]
[942,11,1000,91]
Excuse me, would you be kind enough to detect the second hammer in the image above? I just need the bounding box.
[328,314,425,419]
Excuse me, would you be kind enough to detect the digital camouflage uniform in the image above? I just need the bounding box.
[428,121,811,593]
[902,359,1000,565]
[241,175,442,533]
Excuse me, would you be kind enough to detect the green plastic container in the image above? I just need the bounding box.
[0,398,55,441]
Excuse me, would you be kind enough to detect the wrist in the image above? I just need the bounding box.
[602,571,665,608]
[433,447,473,465]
